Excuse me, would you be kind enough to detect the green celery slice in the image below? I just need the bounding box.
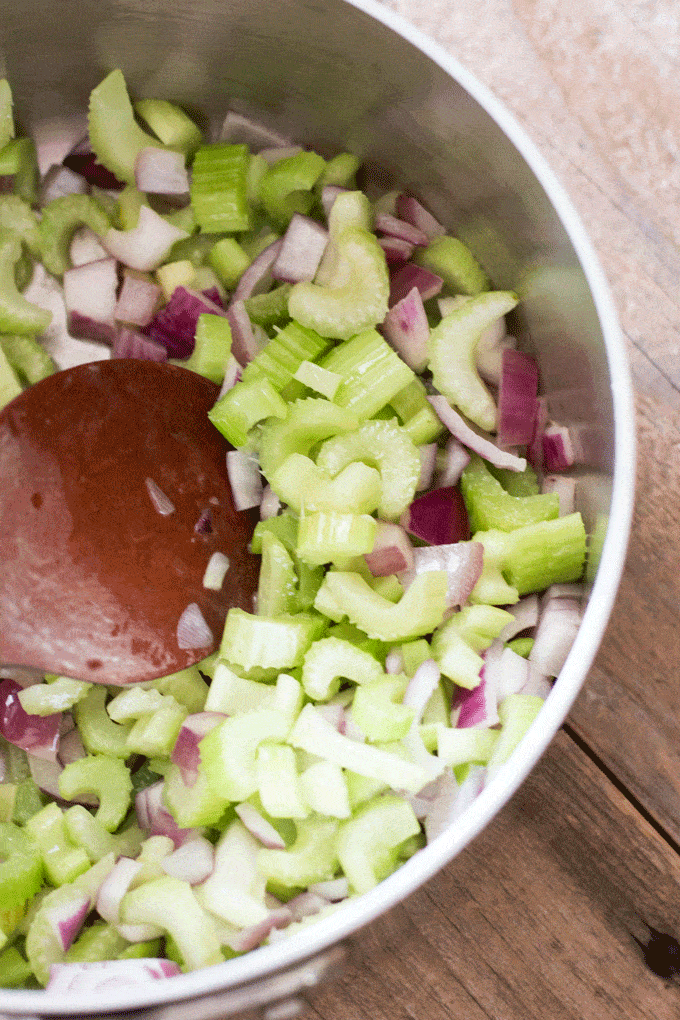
[0,230,51,336]
[74,686,133,757]
[65,920,127,964]
[257,817,339,889]
[242,320,332,392]
[460,453,559,532]
[301,634,383,700]
[199,708,292,802]
[208,236,252,288]
[258,397,359,480]
[134,97,203,155]
[0,333,55,386]
[270,453,381,516]
[0,195,41,257]
[58,757,132,832]
[414,234,491,295]
[39,194,111,276]
[486,694,545,779]
[350,675,414,742]
[17,677,90,716]
[182,312,232,382]
[25,804,90,887]
[431,605,513,689]
[336,795,420,894]
[162,762,230,828]
[436,726,499,766]
[258,150,326,227]
[297,510,377,566]
[196,819,269,927]
[88,69,163,185]
[190,143,251,233]
[208,375,288,448]
[0,823,43,910]
[0,343,21,410]
[320,327,414,420]
[257,531,300,616]
[220,609,326,672]
[299,762,351,819]
[0,945,33,988]
[256,743,309,819]
[0,138,39,205]
[244,283,292,327]
[0,81,14,150]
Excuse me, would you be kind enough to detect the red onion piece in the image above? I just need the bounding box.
[112,327,168,362]
[400,485,470,546]
[45,891,91,952]
[115,273,162,328]
[528,597,582,676]
[70,227,110,268]
[403,659,441,721]
[194,508,214,535]
[47,959,181,993]
[232,240,282,302]
[27,753,63,799]
[170,712,226,786]
[235,803,287,849]
[520,670,552,700]
[147,286,228,358]
[40,164,89,206]
[134,147,189,195]
[0,679,61,761]
[217,354,244,398]
[59,726,87,766]
[309,877,349,901]
[259,484,281,521]
[161,834,215,885]
[395,194,446,241]
[286,891,329,922]
[485,645,531,701]
[226,300,261,366]
[424,766,485,843]
[498,593,539,642]
[542,583,585,602]
[63,139,125,190]
[454,676,499,730]
[527,396,549,473]
[271,214,328,283]
[96,857,144,927]
[225,908,293,953]
[497,348,539,448]
[363,521,414,577]
[102,206,189,272]
[320,185,347,220]
[428,396,527,472]
[436,436,471,488]
[542,424,577,472]
[258,145,303,165]
[144,477,175,516]
[417,443,437,493]
[176,602,213,651]
[202,551,231,591]
[315,702,346,733]
[385,649,405,675]
[227,449,263,511]
[381,286,429,372]
[378,235,416,265]
[374,211,429,247]
[64,257,118,345]
[389,262,443,307]
[135,782,192,847]
[541,474,576,516]
[401,541,483,609]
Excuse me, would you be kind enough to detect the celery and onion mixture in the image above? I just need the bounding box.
[0,71,589,992]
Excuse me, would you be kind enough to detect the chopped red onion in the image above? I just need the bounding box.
[454,660,500,729]
[320,185,346,220]
[363,521,414,577]
[315,702,346,733]
[170,712,225,786]
[542,424,577,472]
[309,877,349,901]
[258,145,303,164]
[389,262,443,307]
[194,508,214,535]
[112,327,168,362]
[374,211,429,247]
[520,669,552,700]
[417,443,438,492]
[227,449,263,511]
[235,803,286,849]
[498,594,540,642]
[424,767,485,843]
[218,354,244,396]
[378,235,416,265]
[63,139,125,190]
[27,753,63,799]
[232,240,282,302]
[47,959,181,993]
[134,147,190,195]
[428,396,527,472]
[58,726,87,766]
[395,194,446,241]
[176,602,213,651]
[381,286,429,373]
[135,782,192,847]
[527,396,549,473]
[436,436,471,488]
[528,597,582,676]
[144,477,175,516]
[286,891,329,922]
[400,485,470,546]
[161,834,215,885]
[497,348,539,448]
[485,645,531,701]
[542,583,585,603]
[64,257,118,345]
[202,551,231,591]
[115,273,162,328]
[69,227,110,268]
[102,206,189,272]
[225,908,293,953]
[403,659,441,720]
[541,474,576,516]
[0,679,61,761]
[148,286,228,359]
[401,541,483,609]
[226,300,261,365]
[40,164,89,206]
[259,484,281,521]
[271,214,328,283]
[96,857,143,926]
[45,891,91,952]
[385,649,405,675]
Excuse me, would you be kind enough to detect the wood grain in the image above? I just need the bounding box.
[308,732,680,1020]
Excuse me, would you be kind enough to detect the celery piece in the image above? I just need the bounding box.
[0,823,43,909]
[156,258,196,299]
[390,377,429,422]
[256,743,309,819]
[0,195,41,257]
[121,876,223,971]
[437,726,499,767]
[162,762,230,828]
[12,779,45,826]
[316,418,420,520]
[294,359,342,399]
[270,453,381,516]
[241,320,332,392]
[169,231,220,267]
[288,226,389,341]
[39,194,111,276]
[107,686,165,722]
[258,150,326,227]
[316,570,447,643]
[0,344,21,410]
[337,795,420,895]
[182,312,232,382]
[431,605,513,689]
[244,283,292,327]
[25,884,91,985]
[58,757,132,833]
[196,819,269,927]
[88,69,163,185]
[134,98,203,156]
[18,677,90,716]
[325,190,373,240]
[350,676,414,742]
[257,532,299,617]
[401,405,446,445]
[0,81,14,150]
[191,143,251,233]
[400,639,432,678]
[428,290,518,432]
[257,397,359,480]
[461,453,559,532]
[66,921,128,965]
[0,138,39,205]
[414,234,490,295]
[299,762,351,819]
[25,804,90,887]
[151,664,209,713]
[507,636,535,658]
[199,709,291,802]
[486,694,545,779]
[0,334,56,385]
[219,609,326,672]
[297,510,377,566]
[208,374,288,448]
[118,938,162,960]
[257,817,339,889]
[289,704,429,793]
[125,696,188,758]
[301,635,383,700]
[319,152,361,190]
[14,250,33,292]
[116,183,148,230]
[62,806,116,864]
[488,462,540,497]
[0,784,16,823]
[320,328,414,420]
[344,770,389,810]
[468,529,520,606]
[208,236,252,289]
[204,661,274,715]
[0,945,32,988]
[74,686,133,757]
[0,230,51,336]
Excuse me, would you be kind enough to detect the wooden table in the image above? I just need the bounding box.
[307,2,680,1017]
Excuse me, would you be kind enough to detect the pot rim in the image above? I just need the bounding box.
[1,0,635,1012]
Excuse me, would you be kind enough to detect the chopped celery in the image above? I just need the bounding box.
[208,236,252,288]
[121,877,223,971]
[461,453,559,532]
[270,453,381,516]
[25,804,90,887]
[257,817,339,889]
[486,694,545,779]
[162,762,230,828]
[62,806,116,863]
[156,258,196,299]
[318,152,360,190]
[0,81,13,150]
[257,531,300,616]
[414,234,490,295]
[25,884,91,985]
[436,726,499,766]
[350,675,414,742]
[124,695,188,757]
[428,290,518,432]
[321,328,414,420]
[65,921,127,965]
[244,283,292,327]
[220,609,326,672]
[0,137,39,205]
[297,510,377,566]
[151,664,209,713]
[301,634,383,700]
[241,320,331,392]
[256,743,308,819]
[39,194,111,276]
[18,677,90,716]
[336,795,420,894]
[182,313,232,382]
[58,756,132,832]
[199,709,292,802]
[299,762,351,819]
[191,143,251,233]
[208,374,288,448]
[196,820,268,927]
[205,661,275,715]
[74,686,132,757]
[0,822,43,909]
[431,605,513,688]
[488,461,540,497]
[134,97,203,156]
[257,397,359,480]
[88,69,164,184]
[0,343,21,410]
[401,639,432,677]
[0,230,52,336]
[0,945,32,988]
[0,195,41,257]
[258,150,326,227]
[507,636,534,658]
[116,184,148,230]
[0,333,56,386]
[294,359,341,399]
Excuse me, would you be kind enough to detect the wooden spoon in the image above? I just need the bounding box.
[0,359,260,685]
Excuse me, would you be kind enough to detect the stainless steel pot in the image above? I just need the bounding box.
[0,0,635,1016]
